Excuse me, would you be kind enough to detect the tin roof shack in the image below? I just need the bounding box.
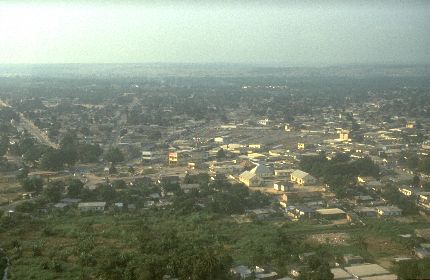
[78,202,106,212]
[316,208,347,220]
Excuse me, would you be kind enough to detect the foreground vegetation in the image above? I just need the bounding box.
[1,206,430,279]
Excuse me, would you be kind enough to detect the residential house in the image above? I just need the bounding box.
[290,169,316,186]
[354,207,377,217]
[316,208,347,220]
[376,206,402,217]
[239,171,262,187]
[288,205,315,220]
[78,202,106,212]
[274,181,293,192]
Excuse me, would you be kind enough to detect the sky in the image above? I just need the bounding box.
[0,1,429,66]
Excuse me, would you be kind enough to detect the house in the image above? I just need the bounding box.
[289,205,315,220]
[230,265,252,279]
[180,183,200,193]
[354,195,374,204]
[239,171,262,187]
[419,193,430,209]
[354,207,377,217]
[316,208,347,220]
[339,130,350,141]
[78,202,106,212]
[343,254,364,265]
[142,151,160,162]
[398,187,415,197]
[168,152,180,165]
[290,169,316,185]
[158,175,180,186]
[274,181,293,192]
[249,164,273,178]
[376,206,402,217]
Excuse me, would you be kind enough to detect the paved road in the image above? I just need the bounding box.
[18,112,59,149]
[0,98,58,149]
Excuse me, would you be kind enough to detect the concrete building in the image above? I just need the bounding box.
[78,202,106,212]
[290,169,316,185]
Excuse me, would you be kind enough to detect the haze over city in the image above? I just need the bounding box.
[0,0,429,65]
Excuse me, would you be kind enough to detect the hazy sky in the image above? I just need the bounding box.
[0,1,429,65]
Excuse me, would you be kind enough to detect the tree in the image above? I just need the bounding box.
[217,148,226,159]
[60,132,79,166]
[21,176,44,193]
[44,180,65,202]
[40,149,64,171]
[412,175,420,187]
[78,143,102,163]
[0,135,9,156]
[105,147,124,164]
[67,179,84,197]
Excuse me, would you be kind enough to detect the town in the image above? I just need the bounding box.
[1,64,430,279]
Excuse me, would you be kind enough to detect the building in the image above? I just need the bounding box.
[339,130,350,141]
[343,254,364,265]
[344,264,395,279]
[168,151,179,164]
[78,202,106,212]
[249,164,273,178]
[354,207,377,217]
[274,181,293,192]
[376,206,402,217]
[316,208,347,220]
[239,171,262,187]
[290,169,316,185]
[419,193,430,209]
[142,151,158,162]
[289,205,315,220]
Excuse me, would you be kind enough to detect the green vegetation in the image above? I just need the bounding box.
[299,153,380,196]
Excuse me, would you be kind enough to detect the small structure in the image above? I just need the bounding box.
[249,164,273,178]
[354,207,377,217]
[239,171,262,187]
[180,183,200,193]
[230,265,252,279]
[274,181,293,192]
[289,206,315,220]
[343,254,364,266]
[339,130,350,141]
[376,206,402,217]
[290,169,316,186]
[316,208,347,220]
[78,202,106,212]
